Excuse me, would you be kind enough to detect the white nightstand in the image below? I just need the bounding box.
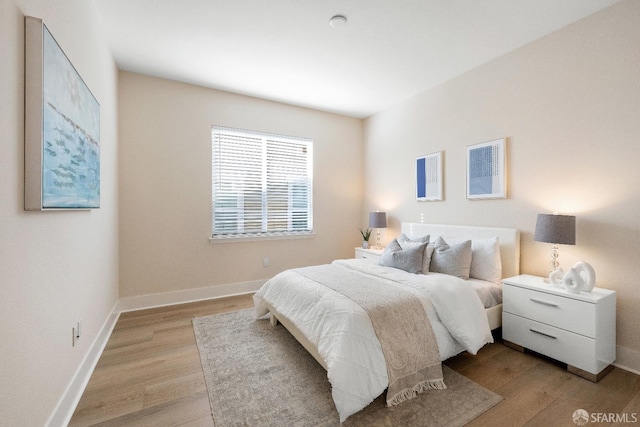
[502,274,616,382]
[354,247,383,264]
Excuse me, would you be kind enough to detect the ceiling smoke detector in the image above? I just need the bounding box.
[329,15,347,28]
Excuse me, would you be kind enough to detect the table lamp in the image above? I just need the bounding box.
[534,213,576,275]
[369,212,387,249]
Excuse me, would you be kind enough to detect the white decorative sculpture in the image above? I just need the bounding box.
[559,261,596,293]
[548,268,565,287]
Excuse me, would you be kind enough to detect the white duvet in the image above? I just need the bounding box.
[253,259,493,422]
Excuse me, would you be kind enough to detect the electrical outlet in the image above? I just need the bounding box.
[263,257,270,267]
[72,322,80,347]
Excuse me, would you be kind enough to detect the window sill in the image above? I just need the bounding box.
[209,232,315,244]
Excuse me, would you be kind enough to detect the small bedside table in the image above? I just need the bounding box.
[354,247,383,263]
[502,274,616,382]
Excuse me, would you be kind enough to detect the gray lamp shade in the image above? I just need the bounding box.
[369,211,387,228]
[534,214,576,245]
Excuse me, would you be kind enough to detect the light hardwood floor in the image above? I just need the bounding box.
[70,295,640,426]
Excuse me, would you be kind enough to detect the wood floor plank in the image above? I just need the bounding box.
[465,358,575,426]
[98,324,198,367]
[83,345,202,392]
[89,391,213,427]
[70,295,254,425]
[69,386,145,426]
[526,367,640,426]
[142,372,208,409]
[622,389,640,414]
[445,342,541,391]
[176,415,215,427]
[70,294,640,426]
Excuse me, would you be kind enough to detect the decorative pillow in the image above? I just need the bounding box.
[397,233,432,273]
[422,244,435,273]
[470,237,502,282]
[429,237,473,279]
[379,239,427,274]
[397,233,429,247]
[444,237,502,282]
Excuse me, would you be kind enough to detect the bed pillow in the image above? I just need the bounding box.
[422,244,435,273]
[397,233,432,273]
[429,237,473,279]
[444,237,502,283]
[379,239,427,274]
[397,233,429,247]
[469,237,502,283]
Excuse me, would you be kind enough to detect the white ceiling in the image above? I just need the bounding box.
[93,0,620,118]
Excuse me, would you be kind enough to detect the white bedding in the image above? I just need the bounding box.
[467,278,503,308]
[253,258,494,422]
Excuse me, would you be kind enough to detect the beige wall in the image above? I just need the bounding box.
[363,0,640,371]
[0,0,119,425]
[118,72,363,297]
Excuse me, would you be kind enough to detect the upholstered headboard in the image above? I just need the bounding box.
[400,223,521,279]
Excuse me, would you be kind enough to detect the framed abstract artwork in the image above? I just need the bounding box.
[416,151,443,201]
[25,16,100,210]
[466,138,506,199]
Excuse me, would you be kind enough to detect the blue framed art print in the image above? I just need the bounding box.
[466,138,506,199]
[416,151,443,201]
[25,16,100,210]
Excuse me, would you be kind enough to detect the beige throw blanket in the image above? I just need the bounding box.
[295,264,445,407]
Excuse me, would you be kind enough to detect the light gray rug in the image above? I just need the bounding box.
[193,309,502,427]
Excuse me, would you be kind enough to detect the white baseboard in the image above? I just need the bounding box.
[614,345,640,376]
[47,280,265,426]
[46,300,121,427]
[116,280,265,312]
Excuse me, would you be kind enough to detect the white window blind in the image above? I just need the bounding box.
[212,126,313,239]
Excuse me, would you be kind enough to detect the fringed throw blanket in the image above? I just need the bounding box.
[295,264,445,406]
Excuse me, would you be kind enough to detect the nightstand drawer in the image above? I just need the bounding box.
[503,284,596,338]
[354,248,382,263]
[503,312,599,374]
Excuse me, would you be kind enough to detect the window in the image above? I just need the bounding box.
[211,126,313,240]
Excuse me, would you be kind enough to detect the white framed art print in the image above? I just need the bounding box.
[416,151,443,201]
[466,139,506,199]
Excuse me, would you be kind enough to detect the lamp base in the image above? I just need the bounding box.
[549,244,560,272]
[375,230,382,250]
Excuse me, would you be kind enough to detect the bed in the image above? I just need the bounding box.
[254,223,520,422]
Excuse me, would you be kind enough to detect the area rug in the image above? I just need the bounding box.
[193,309,502,427]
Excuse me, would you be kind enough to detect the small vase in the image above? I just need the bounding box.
[362,241,370,249]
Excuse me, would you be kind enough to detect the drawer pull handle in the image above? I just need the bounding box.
[529,298,558,307]
[530,328,557,339]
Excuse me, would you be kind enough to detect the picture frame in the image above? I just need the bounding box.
[416,151,443,201]
[466,138,506,199]
[25,16,100,210]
